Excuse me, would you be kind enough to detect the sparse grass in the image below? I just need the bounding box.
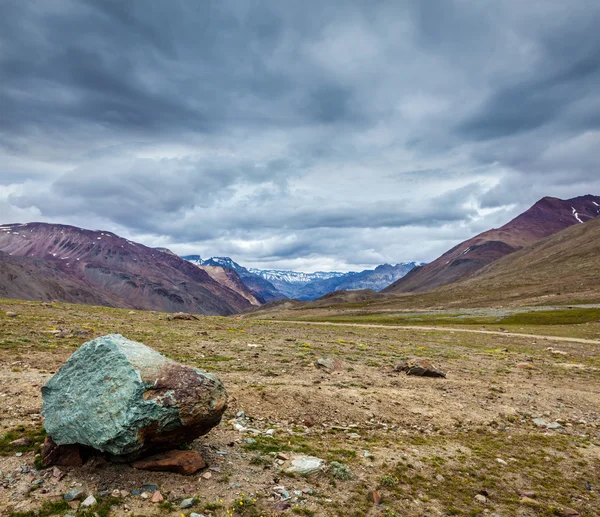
[0,426,46,456]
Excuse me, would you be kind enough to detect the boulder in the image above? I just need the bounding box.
[41,436,83,467]
[41,334,227,459]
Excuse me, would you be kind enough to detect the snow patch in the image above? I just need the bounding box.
[571,207,584,223]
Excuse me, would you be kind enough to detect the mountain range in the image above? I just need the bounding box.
[384,195,600,294]
[182,256,422,300]
[0,223,256,315]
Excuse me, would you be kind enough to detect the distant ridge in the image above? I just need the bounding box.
[384,194,600,294]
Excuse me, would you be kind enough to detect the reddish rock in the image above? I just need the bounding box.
[151,491,164,503]
[10,437,32,446]
[368,490,382,505]
[516,489,536,498]
[563,509,580,516]
[131,449,206,475]
[41,436,83,467]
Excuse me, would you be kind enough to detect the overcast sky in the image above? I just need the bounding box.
[1,1,599,272]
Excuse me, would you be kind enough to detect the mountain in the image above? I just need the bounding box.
[0,223,256,315]
[290,262,423,300]
[194,265,264,306]
[384,195,600,294]
[182,256,284,303]
[247,269,346,299]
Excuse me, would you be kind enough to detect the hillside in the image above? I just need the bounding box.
[0,223,255,315]
[385,194,600,294]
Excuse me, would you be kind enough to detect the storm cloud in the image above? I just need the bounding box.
[1,0,599,271]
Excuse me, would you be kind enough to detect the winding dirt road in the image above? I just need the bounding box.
[266,319,600,345]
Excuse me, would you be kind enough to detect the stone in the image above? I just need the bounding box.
[150,491,164,503]
[393,359,446,378]
[9,437,32,447]
[6,311,18,317]
[41,437,83,468]
[315,357,343,371]
[41,334,227,458]
[190,514,206,517]
[474,494,488,504]
[142,484,159,492]
[131,449,207,475]
[516,362,538,370]
[546,422,564,430]
[563,509,580,516]
[516,490,535,498]
[283,455,325,477]
[496,458,508,466]
[520,496,540,506]
[63,488,83,501]
[368,490,382,505]
[81,495,97,507]
[533,417,548,427]
[180,497,196,508]
[201,472,212,480]
[172,313,199,320]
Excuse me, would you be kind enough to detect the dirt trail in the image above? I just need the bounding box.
[267,319,600,344]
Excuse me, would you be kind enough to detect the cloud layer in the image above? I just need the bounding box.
[1,0,599,271]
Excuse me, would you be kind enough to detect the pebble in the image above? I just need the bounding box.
[264,429,276,435]
[190,514,206,517]
[474,494,488,504]
[180,497,196,508]
[15,453,23,457]
[80,495,97,507]
[131,489,142,495]
[63,488,83,501]
[201,472,212,480]
[142,484,158,492]
[496,458,508,466]
[150,491,164,503]
[140,492,149,499]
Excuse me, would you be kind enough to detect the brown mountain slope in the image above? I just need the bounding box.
[197,265,264,306]
[385,194,600,294]
[0,251,113,306]
[0,222,254,315]
[426,213,600,307]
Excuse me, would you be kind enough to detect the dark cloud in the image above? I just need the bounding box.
[1,0,599,271]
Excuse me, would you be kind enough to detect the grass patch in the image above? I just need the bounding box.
[0,426,46,456]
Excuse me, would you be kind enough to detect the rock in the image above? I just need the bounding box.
[142,484,158,492]
[71,329,90,337]
[563,509,580,516]
[368,489,382,505]
[520,496,540,506]
[533,417,548,427]
[180,497,196,508]
[516,490,535,498]
[63,488,83,501]
[131,449,207,475]
[276,452,290,461]
[9,437,32,447]
[516,362,538,370]
[496,458,508,466]
[41,334,227,458]
[52,467,65,480]
[6,311,18,317]
[546,422,564,430]
[41,437,83,468]
[274,502,291,511]
[201,471,212,480]
[315,357,343,371]
[474,494,488,504]
[150,491,164,503]
[393,359,446,378]
[172,313,199,320]
[81,495,97,507]
[283,455,325,477]
[190,514,206,517]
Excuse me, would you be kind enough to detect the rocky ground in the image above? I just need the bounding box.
[0,299,599,516]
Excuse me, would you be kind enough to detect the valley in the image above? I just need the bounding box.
[1,299,599,516]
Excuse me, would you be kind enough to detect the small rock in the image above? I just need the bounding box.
[81,495,96,507]
[533,417,548,427]
[131,450,207,475]
[264,429,275,436]
[474,494,488,504]
[63,488,83,502]
[368,489,382,505]
[10,437,32,447]
[6,311,18,317]
[201,471,212,480]
[563,508,580,516]
[141,484,158,492]
[276,452,290,461]
[496,458,508,466]
[52,467,65,480]
[41,436,83,468]
[516,490,535,498]
[394,359,446,378]
[283,455,325,477]
[190,514,206,517]
[315,357,343,371]
[546,422,564,430]
[516,362,538,370]
[172,312,199,320]
[520,496,540,506]
[274,502,291,511]
[131,489,142,496]
[15,452,23,457]
[150,491,164,503]
[180,497,196,508]
[140,492,149,499]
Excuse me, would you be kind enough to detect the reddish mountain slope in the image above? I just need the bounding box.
[384,194,600,293]
[0,223,255,315]
[197,265,264,306]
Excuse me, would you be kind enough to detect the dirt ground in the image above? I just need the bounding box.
[1,299,599,516]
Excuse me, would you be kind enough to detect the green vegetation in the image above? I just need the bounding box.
[0,426,46,456]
